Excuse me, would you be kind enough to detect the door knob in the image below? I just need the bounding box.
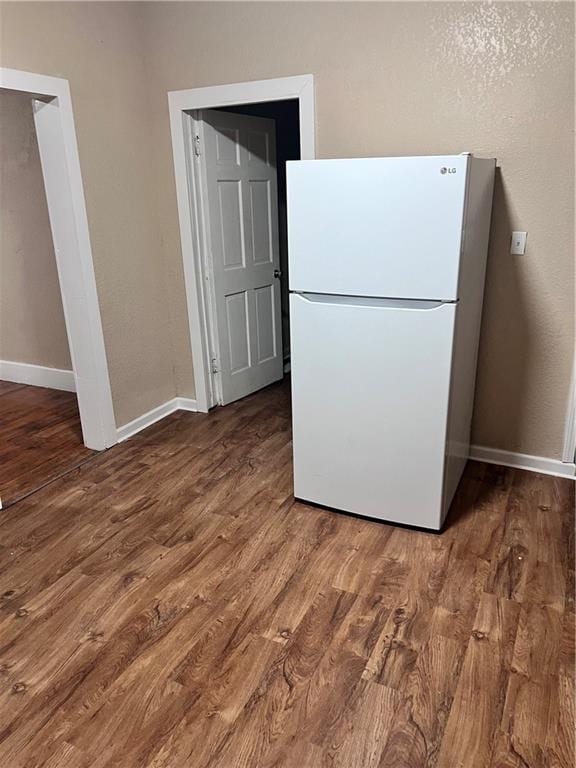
[274,269,282,279]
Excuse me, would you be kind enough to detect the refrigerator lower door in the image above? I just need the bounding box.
[290,292,457,530]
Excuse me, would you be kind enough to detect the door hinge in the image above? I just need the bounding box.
[211,357,219,374]
[193,134,201,157]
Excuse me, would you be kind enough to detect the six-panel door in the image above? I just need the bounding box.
[200,109,284,404]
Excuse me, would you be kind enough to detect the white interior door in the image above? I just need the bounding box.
[199,109,283,405]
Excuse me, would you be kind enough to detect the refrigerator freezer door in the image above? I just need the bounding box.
[287,156,468,300]
[290,292,457,529]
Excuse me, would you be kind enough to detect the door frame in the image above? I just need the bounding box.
[0,68,116,450]
[168,75,315,412]
[562,356,576,465]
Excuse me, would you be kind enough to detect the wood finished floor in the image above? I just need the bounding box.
[0,381,573,767]
[0,382,94,507]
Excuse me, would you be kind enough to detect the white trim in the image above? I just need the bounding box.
[0,360,75,392]
[0,68,116,450]
[470,445,575,479]
[175,397,199,412]
[562,357,576,463]
[116,397,198,443]
[116,400,180,443]
[168,75,315,413]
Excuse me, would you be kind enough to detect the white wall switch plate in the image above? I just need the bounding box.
[510,231,527,255]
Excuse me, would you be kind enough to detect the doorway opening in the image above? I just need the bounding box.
[169,75,315,412]
[0,89,93,505]
[0,68,116,506]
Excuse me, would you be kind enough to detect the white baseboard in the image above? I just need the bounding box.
[175,397,199,412]
[116,397,198,443]
[470,444,575,480]
[0,360,75,392]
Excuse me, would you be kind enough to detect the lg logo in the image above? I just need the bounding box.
[440,167,457,175]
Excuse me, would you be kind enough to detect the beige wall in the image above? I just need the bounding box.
[143,1,575,460]
[0,2,573,459]
[0,2,176,426]
[0,90,72,370]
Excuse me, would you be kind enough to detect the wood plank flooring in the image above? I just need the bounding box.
[0,380,573,767]
[0,383,94,507]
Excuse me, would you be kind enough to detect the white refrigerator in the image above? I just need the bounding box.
[287,154,496,530]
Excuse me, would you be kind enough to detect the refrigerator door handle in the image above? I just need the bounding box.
[292,292,456,310]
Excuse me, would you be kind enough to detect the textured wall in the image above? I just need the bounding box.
[0,90,72,370]
[143,1,575,459]
[0,2,176,426]
[0,2,572,457]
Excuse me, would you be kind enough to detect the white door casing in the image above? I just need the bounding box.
[562,356,576,464]
[168,75,315,413]
[197,109,283,405]
[0,68,116,450]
